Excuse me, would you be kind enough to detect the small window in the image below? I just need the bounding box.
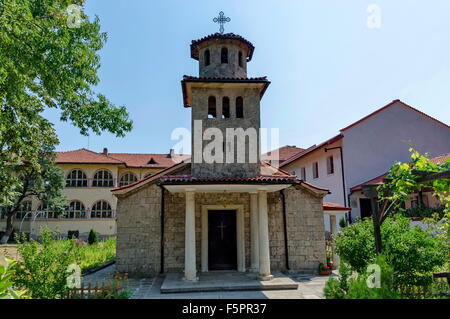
[66,169,88,187]
[300,167,306,181]
[15,201,32,220]
[119,172,138,186]
[66,201,86,219]
[238,51,243,67]
[236,96,244,118]
[91,201,112,219]
[221,47,228,64]
[92,170,114,187]
[327,156,334,175]
[313,162,319,179]
[222,97,230,118]
[208,96,217,118]
[204,49,210,66]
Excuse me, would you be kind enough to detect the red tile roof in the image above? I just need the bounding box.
[55,149,124,164]
[430,153,450,165]
[262,145,305,164]
[190,33,255,61]
[280,134,343,168]
[323,202,351,211]
[56,149,189,168]
[108,153,190,168]
[350,173,389,192]
[158,174,298,185]
[341,99,450,132]
[350,153,449,192]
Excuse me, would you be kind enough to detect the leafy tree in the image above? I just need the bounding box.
[0,0,133,240]
[363,148,450,253]
[1,141,67,243]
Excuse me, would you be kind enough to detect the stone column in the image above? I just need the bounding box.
[258,190,273,281]
[250,193,259,272]
[184,191,197,281]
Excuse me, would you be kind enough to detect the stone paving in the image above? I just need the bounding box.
[83,264,333,299]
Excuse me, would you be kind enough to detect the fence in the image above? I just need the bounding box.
[67,280,123,299]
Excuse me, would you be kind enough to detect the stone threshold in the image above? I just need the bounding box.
[160,271,299,293]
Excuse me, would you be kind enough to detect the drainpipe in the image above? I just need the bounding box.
[280,190,290,271]
[158,185,165,274]
[325,146,348,223]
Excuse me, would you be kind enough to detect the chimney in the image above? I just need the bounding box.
[169,149,175,158]
[103,147,108,155]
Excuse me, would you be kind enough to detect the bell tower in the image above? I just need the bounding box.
[181,14,270,178]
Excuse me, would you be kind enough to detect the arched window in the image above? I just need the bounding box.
[119,172,138,186]
[66,169,88,187]
[16,201,32,220]
[66,201,86,219]
[37,202,56,219]
[92,170,114,187]
[204,49,210,66]
[238,51,243,67]
[236,96,244,118]
[208,96,217,118]
[221,47,228,64]
[222,97,230,119]
[91,201,112,219]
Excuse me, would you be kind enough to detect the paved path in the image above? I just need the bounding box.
[83,265,332,299]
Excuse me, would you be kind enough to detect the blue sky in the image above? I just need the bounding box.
[47,0,450,154]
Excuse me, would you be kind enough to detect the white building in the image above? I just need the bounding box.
[280,100,450,231]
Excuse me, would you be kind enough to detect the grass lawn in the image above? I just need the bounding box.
[1,237,116,272]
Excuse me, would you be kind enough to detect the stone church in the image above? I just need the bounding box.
[112,31,328,281]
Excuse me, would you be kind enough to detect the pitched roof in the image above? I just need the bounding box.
[112,161,330,197]
[190,33,255,61]
[341,99,450,132]
[430,153,450,165]
[262,145,305,164]
[108,153,190,168]
[55,149,189,168]
[350,153,449,192]
[55,149,124,164]
[350,173,389,192]
[280,134,343,168]
[323,202,351,211]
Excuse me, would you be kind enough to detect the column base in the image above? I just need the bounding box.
[258,274,274,281]
[183,276,199,282]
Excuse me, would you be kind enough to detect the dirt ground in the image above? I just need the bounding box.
[0,245,19,266]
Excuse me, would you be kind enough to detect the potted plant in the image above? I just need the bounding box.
[318,263,332,275]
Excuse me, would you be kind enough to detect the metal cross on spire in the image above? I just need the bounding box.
[213,11,231,34]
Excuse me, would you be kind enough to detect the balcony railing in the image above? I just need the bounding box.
[0,210,117,220]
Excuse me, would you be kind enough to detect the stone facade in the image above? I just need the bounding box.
[198,40,249,78]
[116,182,326,277]
[191,86,261,178]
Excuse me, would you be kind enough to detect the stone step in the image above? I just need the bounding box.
[160,271,299,293]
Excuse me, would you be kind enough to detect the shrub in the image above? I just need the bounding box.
[88,229,98,245]
[334,215,447,290]
[401,205,445,219]
[0,259,28,299]
[339,217,348,228]
[324,256,400,299]
[13,228,80,299]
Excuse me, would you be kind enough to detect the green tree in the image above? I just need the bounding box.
[0,0,133,240]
